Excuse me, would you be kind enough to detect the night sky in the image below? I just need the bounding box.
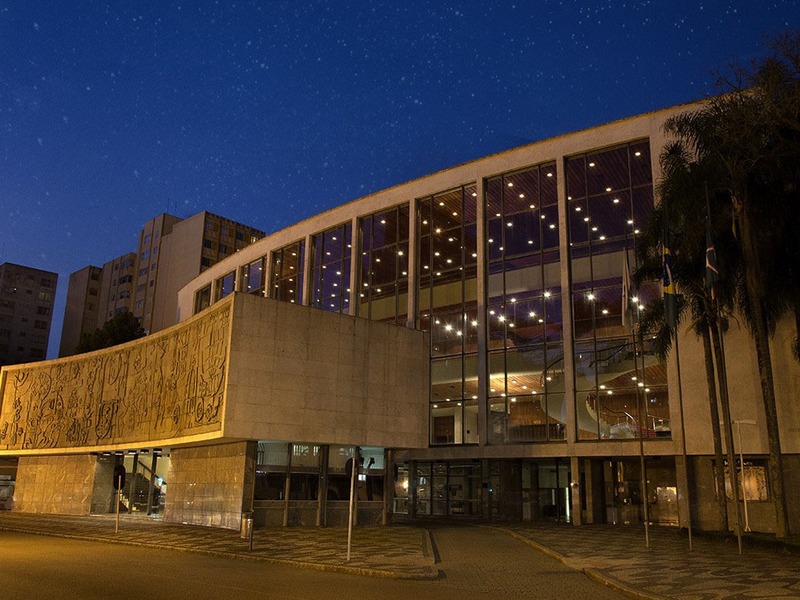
[1,1,796,356]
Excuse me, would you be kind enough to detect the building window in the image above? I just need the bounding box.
[240,258,265,295]
[566,139,667,440]
[486,162,565,443]
[140,250,149,260]
[721,460,770,501]
[151,263,157,271]
[201,257,211,268]
[219,244,228,255]
[270,241,305,304]
[214,271,235,301]
[37,292,52,302]
[195,285,212,313]
[311,222,352,314]
[35,306,49,316]
[236,231,244,241]
[139,268,148,276]
[203,239,213,249]
[418,185,478,445]
[136,284,146,293]
[359,204,409,324]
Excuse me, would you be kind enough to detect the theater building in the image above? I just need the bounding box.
[2,100,799,533]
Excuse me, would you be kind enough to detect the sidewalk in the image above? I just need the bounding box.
[0,512,438,579]
[496,523,800,599]
[3,512,800,597]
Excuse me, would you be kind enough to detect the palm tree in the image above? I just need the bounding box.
[634,143,738,533]
[663,34,800,537]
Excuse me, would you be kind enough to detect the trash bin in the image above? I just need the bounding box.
[240,511,253,539]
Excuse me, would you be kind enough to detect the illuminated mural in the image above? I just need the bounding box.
[0,301,231,452]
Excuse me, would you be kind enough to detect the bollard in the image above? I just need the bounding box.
[241,511,254,549]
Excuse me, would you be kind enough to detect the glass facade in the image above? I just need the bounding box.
[214,271,235,302]
[190,136,664,452]
[270,240,305,304]
[311,223,352,314]
[359,205,409,325]
[486,163,565,444]
[240,258,265,295]
[418,186,478,445]
[566,140,668,440]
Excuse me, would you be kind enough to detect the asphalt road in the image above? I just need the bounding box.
[0,527,628,599]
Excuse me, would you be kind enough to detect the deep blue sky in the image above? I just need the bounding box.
[0,1,796,356]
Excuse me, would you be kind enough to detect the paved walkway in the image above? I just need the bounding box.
[498,523,800,599]
[0,512,437,579]
[3,512,800,598]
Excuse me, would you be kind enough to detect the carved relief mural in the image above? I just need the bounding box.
[0,302,231,452]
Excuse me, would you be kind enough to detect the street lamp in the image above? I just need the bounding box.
[721,418,757,532]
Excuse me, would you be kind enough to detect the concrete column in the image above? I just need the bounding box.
[481,458,491,519]
[570,455,582,525]
[675,453,692,531]
[407,198,418,328]
[382,448,394,525]
[348,216,359,316]
[475,177,488,446]
[557,156,577,448]
[302,235,313,306]
[242,440,257,514]
[409,460,418,518]
[283,443,293,527]
[317,444,329,527]
[146,453,157,515]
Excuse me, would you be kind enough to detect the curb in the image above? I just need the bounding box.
[490,527,663,600]
[0,523,440,581]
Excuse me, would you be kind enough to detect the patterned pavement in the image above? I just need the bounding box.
[3,512,800,597]
[497,523,800,600]
[0,512,437,579]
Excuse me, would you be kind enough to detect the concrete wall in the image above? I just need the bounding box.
[224,293,430,450]
[164,441,255,530]
[13,454,97,514]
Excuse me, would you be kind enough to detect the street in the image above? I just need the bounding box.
[0,528,627,600]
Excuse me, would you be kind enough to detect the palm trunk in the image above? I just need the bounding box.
[737,197,790,538]
[701,315,728,530]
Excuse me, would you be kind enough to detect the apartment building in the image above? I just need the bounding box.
[0,263,57,366]
[59,211,264,356]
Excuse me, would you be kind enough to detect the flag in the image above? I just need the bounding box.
[662,224,676,327]
[622,248,633,329]
[706,223,720,300]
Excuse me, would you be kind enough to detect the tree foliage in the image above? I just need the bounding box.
[76,311,145,353]
[636,31,800,537]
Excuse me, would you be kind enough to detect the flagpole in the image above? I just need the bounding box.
[673,327,693,550]
[706,185,743,556]
[633,303,650,549]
